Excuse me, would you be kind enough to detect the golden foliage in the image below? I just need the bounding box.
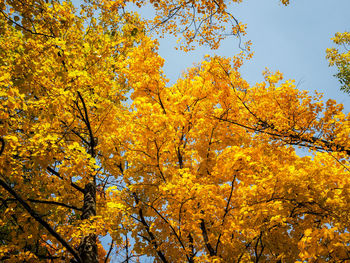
[1,0,350,263]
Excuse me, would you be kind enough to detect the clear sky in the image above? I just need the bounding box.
[154,0,350,113]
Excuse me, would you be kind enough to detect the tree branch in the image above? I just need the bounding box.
[104,240,114,263]
[47,166,84,193]
[77,91,96,158]
[133,192,168,263]
[200,219,216,257]
[0,137,4,155]
[215,174,237,254]
[145,202,193,263]
[214,116,350,156]
[0,10,54,38]
[0,178,82,263]
[27,198,82,211]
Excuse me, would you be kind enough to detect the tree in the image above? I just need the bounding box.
[0,0,349,262]
[326,31,350,94]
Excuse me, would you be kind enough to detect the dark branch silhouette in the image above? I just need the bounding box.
[0,137,4,156]
[0,178,82,263]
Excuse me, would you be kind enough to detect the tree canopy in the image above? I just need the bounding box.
[0,0,349,262]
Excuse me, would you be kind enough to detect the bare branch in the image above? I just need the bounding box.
[104,240,114,263]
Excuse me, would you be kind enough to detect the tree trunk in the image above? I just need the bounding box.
[79,182,98,263]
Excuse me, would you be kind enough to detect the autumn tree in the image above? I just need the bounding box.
[0,0,151,261]
[327,31,350,94]
[0,0,349,263]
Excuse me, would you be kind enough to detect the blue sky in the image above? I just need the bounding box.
[154,0,350,113]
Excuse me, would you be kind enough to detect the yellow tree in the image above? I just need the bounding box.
[0,0,156,261]
[0,0,349,263]
[327,31,350,94]
[108,54,349,262]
